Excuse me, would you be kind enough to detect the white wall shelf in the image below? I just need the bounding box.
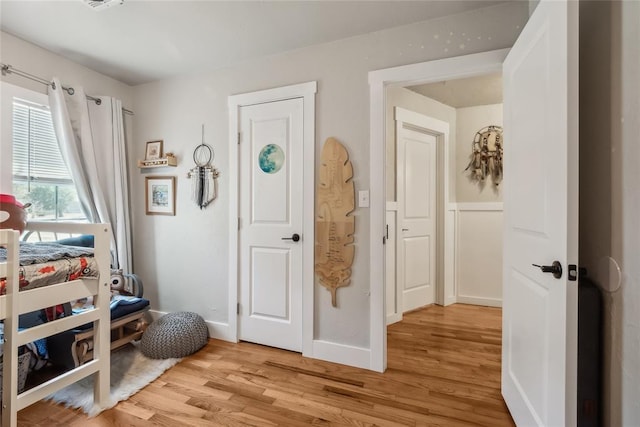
[137,155,177,169]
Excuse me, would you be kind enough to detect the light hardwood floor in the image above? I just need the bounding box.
[17,304,514,426]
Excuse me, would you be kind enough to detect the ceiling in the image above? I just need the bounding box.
[407,72,502,108]
[0,0,505,86]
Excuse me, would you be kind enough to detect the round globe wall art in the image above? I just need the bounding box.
[258,144,285,174]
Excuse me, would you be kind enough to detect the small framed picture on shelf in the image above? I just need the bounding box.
[145,176,175,216]
[145,140,163,160]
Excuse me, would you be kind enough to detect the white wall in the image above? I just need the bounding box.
[453,105,504,306]
[580,1,640,425]
[131,2,529,352]
[0,32,133,103]
[0,31,134,194]
[608,1,640,425]
[455,104,503,202]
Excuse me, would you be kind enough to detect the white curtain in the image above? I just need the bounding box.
[48,78,132,272]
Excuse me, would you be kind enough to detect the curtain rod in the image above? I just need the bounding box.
[1,63,134,115]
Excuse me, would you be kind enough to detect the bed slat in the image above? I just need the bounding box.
[15,359,100,410]
[17,279,99,315]
[16,309,102,346]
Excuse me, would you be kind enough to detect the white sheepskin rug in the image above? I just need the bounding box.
[46,342,181,417]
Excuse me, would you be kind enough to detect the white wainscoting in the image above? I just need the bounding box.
[455,203,503,307]
[386,201,503,320]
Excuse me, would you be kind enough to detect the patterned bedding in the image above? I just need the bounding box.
[0,242,98,295]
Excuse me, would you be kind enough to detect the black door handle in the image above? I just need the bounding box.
[532,261,563,279]
[282,233,301,242]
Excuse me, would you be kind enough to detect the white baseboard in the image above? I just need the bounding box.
[444,296,457,306]
[148,309,164,322]
[456,296,502,308]
[311,340,371,370]
[205,320,236,342]
[149,310,371,369]
[148,310,237,342]
[386,312,402,325]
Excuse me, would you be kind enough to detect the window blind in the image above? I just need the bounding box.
[12,99,72,184]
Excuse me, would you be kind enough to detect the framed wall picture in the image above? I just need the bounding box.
[145,140,163,160]
[145,176,175,215]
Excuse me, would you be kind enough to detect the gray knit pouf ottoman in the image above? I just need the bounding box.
[140,311,208,359]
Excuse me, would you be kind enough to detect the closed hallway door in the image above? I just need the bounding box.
[397,125,437,313]
[238,97,304,352]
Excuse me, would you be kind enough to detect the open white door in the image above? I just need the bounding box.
[502,1,578,426]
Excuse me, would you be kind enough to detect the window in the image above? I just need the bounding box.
[11,98,85,223]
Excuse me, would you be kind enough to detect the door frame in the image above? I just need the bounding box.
[228,81,316,357]
[369,49,509,372]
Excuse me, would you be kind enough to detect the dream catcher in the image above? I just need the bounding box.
[187,125,220,209]
[465,125,503,186]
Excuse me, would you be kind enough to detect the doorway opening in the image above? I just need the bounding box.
[386,107,448,324]
[385,72,505,326]
[368,48,510,372]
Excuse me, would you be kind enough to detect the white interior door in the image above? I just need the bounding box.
[397,125,437,313]
[502,1,578,426]
[239,97,303,352]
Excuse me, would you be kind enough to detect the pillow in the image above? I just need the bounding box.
[55,235,94,248]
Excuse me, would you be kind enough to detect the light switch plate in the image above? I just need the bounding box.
[358,190,370,208]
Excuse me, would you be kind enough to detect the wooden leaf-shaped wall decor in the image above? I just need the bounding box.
[315,137,355,307]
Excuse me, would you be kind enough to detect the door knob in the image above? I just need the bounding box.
[402,228,409,231]
[282,233,301,242]
[532,261,563,279]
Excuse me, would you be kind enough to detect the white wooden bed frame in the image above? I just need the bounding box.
[0,222,112,427]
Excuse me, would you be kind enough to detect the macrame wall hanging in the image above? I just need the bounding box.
[315,137,355,307]
[187,125,220,209]
[465,125,504,186]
